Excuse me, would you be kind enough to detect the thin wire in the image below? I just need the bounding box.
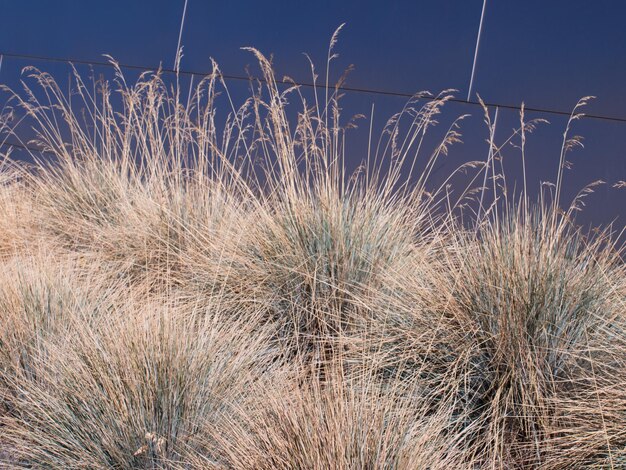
[174,0,189,72]
[2,51,626,123]
[467,0,487,101]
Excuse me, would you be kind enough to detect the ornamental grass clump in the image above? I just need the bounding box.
[0,32,624,468]
[434,204,626,468]
[2,299,277,469]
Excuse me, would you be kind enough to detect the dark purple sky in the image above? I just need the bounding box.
[0,0,624,232]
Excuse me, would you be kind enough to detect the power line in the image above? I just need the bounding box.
[174,0,189,72]
[468,0,487,101]
[2,51,626,124]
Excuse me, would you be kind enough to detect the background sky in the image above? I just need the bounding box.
[0,0,625,233]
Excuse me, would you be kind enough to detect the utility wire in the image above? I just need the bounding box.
[2,51,626,123]
[174,0,189,72]
[467,0,487,101]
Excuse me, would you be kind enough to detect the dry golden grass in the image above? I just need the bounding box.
[0,39,624,468]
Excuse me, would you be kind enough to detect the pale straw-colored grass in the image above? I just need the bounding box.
[0,34,624,468]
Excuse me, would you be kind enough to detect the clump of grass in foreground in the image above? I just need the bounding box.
[2,300,277,468]
[0,254,109,406]
[0,33,624,468]
[193,365,472,470]
[447,206,626,468]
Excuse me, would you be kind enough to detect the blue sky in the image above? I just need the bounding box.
[0,0,624,230]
